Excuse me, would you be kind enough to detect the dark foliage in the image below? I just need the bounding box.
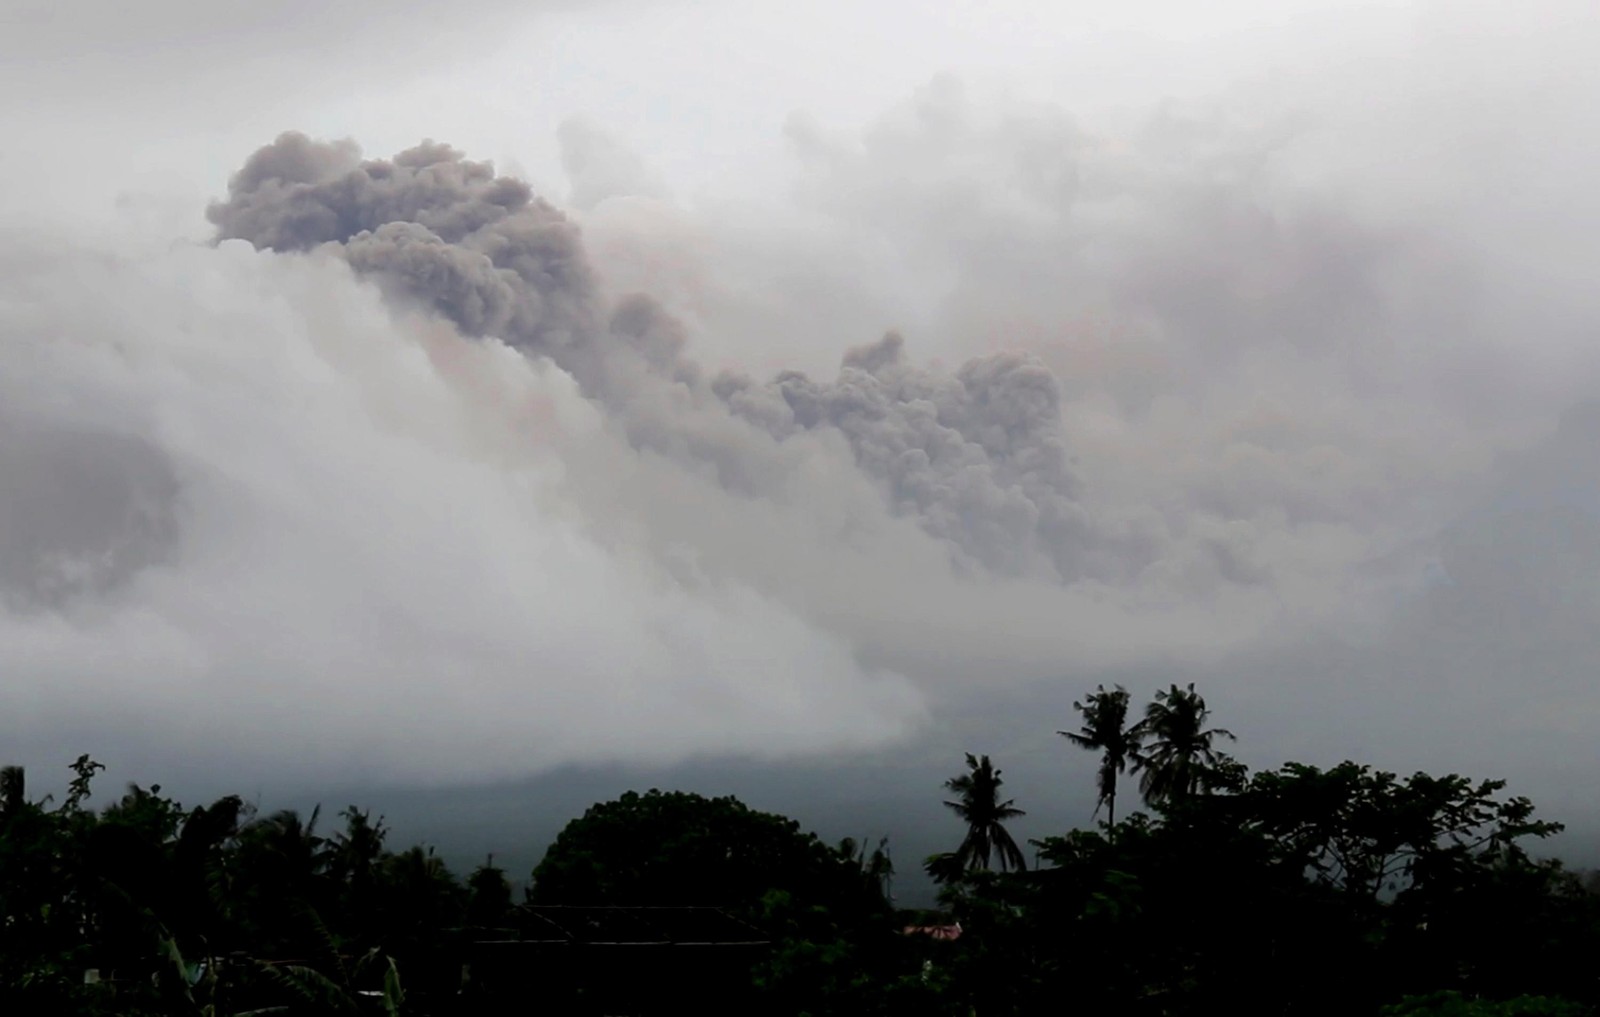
[529,789,877,920]
[3,684,1598,1016]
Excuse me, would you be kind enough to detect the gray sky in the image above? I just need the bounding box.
[2,0,1599,871]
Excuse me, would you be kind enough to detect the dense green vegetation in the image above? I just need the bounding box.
[4,684,1599,1014]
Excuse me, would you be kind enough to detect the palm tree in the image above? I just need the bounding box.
[233,806,327,953]
[330,806,388,934]
[941,753,1027,873]
[837,836,895,905]
[249,806,326,885]
[1131,683,1237,808]
[171,795,245,957]
[1060,684,1141,830]
[379,844,464,946]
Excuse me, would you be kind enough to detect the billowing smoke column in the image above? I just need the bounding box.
[209,132,1102,582]
[713,333,1094,579]
[208,134,612,386]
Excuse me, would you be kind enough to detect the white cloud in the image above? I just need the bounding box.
[0,234,924,783]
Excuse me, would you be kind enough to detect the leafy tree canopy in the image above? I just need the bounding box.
[529,789,883,920]
[1242,761,1564,901]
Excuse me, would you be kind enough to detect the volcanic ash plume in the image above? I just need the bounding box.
[208,133,1102,583]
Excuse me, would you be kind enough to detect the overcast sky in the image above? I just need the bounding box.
[3,0,1599,872]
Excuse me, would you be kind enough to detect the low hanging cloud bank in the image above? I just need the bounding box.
[0,121,1352,789]
[0,234,924,784]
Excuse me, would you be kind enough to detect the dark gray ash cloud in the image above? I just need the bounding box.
[714,332,1101,580]
[209,134,600,369]
[208,132,1105,582]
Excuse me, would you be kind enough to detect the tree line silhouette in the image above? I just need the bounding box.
[3,684,1599,1015]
